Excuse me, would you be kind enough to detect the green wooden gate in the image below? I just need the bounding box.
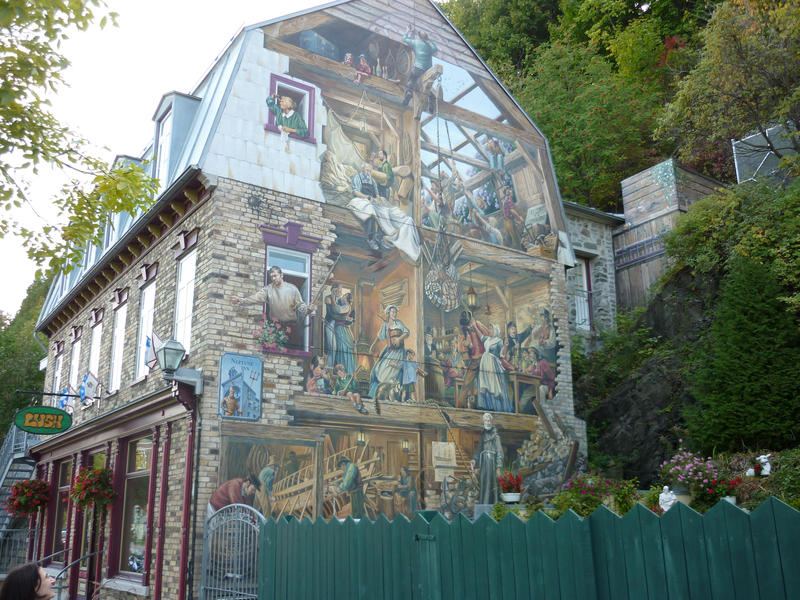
[258,498,800,599]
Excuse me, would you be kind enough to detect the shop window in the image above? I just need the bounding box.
[118,436,152,576]
[50,460,72,563]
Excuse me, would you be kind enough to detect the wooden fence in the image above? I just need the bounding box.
[258,497,799,599]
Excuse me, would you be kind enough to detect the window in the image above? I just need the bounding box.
[174,249,197,354]
[155,110,173,193]
[265,74,316,144]
[80,452,107,569]
[135,282,156,379]
[574,257,593,331]
[50,460,72,562]
[110,302,128,393]
[89,322,102,377]
[266,246,311,352]
[119,437,152,575]
[51,353,64,399]
[69,339,82,391]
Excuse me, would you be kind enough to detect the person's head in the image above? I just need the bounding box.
[343,52,353,65]
[279,95,296,112]
[335,364,345,377]
[243,475,261,497]
[424,327,433,346]
[385,304,398,320]
[310,355,324,376]
[401,466,409,476]
[363,161,373,176]
[337,456,350,468]
[533,348,542,362]
[459,310,472,331]
[378,149,387,162]
[406,349,416,360]
[0,563,55,600]
[482,412,493,430]
[491,324,501,338]
[268,265,284,285]
[502,186,512,199]
[358,54,368,66]
[331,282,342,297]
[507,321,517,337]
[449,337,458,352]
[419,30,429,42]
[523,348,533,361]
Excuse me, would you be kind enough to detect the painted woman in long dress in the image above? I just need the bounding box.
[477,324,513,412]
[368,305,409,396]
[333,293,357,375]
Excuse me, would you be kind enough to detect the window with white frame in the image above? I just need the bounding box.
[68,339,82,391]
[110,302,128,393]
[51,352,64,400]
[574,257,593,331]
[266,246,311,352]
[89,321,102,376]
[174,248,197,354]
[135,282,156,380]
[155,110,173,193]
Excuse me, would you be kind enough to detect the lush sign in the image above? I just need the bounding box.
[15,406,72,434]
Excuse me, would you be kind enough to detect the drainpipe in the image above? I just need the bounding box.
[33,330,47,354]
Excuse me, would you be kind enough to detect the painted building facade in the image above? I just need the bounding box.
[29,2,585,597]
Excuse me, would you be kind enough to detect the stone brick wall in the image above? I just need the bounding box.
[564,205,621,348]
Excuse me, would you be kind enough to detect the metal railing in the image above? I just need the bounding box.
[0,528,35,574]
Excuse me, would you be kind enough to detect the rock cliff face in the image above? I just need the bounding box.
[574,267,719,486]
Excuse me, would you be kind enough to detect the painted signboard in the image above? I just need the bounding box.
[218,353,263,421]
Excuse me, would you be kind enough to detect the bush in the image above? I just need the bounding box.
[552,471,639,517]
[772,449,800,509]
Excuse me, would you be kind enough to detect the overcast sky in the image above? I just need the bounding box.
[0,0,324,317]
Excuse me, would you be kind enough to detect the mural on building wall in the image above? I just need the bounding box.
[216,425,550,521]
[255,0,568,260]
[218,353,263,420]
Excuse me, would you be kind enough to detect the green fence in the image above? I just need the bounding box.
[258,498,799,600]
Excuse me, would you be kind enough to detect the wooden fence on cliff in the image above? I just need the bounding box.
[257,498,799,600]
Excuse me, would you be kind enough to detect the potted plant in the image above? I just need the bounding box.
[497,471,523,503]
[70,467,117,510]
[3,479,50,516]
[659,442,719,505]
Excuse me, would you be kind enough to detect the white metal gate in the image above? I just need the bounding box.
[200,504,265,600]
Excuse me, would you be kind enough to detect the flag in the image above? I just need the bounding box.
[59,388,70,409]
[80,372,99,404]
[145,330,164,370]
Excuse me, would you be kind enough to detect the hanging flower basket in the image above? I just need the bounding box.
[3,479,50,516]
[70,467,117,510]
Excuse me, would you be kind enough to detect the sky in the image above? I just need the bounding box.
[0,0,325,317]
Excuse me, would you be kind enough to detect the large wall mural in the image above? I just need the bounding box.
[217,0,581,522]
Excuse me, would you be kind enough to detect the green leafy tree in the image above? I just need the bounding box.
[663,179,800,316]
[440,0,560,76]
[0,278,50,436]
[513,35,661,210]
[1,0,157,275]
[685,256,800,453]
[657,0,800,181]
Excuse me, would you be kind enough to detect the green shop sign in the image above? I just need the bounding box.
[15,406,72,435]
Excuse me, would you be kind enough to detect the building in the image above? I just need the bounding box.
[23,2,586,598]
[563,201,624,345]
[613,159,720,310]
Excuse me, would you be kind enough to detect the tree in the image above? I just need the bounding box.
[440,0,561,76]
[685,256,800,453]
[657,0,800,181]
[1,0,157,275]
[512,35,662,210]
[0,278,50,437]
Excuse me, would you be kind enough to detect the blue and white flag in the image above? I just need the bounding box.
[58,388,70,409]
[145,330,164,370]
[80,372,99,404]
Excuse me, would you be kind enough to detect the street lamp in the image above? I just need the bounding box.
[156,339,204,395]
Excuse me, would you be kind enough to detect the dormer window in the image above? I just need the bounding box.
[155,109,173,193]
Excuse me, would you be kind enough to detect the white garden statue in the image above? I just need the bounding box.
[745,453,772,477]
[659,485,677,512]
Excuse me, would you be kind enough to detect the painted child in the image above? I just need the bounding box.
[333,363,367,414]
[400,349,427,403]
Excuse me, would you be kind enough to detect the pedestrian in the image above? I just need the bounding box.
[0,562,56,600]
